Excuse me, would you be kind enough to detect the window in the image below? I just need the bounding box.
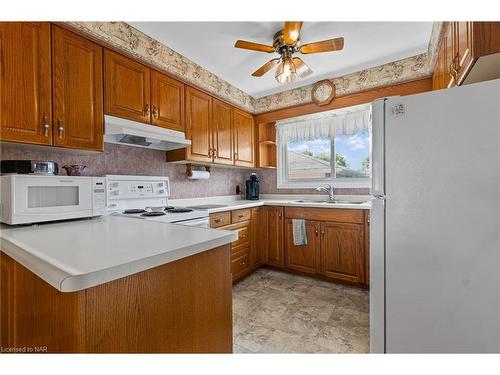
[277,105,371,188]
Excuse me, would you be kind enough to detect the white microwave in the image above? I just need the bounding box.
[0,175,106,225]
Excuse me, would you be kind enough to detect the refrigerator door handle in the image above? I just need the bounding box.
[371,98,386,196]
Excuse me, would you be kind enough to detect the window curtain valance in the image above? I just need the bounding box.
[276,103,372,143]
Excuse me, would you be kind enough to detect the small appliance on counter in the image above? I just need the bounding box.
[245,173,259,200]
[0,160,58,175]
[0,174,106,225]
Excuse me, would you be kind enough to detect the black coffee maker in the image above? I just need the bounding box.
[245,173,259,200]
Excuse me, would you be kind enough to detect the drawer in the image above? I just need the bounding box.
[209,211,231,228]
[232,244,249,259]
[231,208,251,224]
[232,253,250,278]
[284,207,365,224]
[230,223,250,248]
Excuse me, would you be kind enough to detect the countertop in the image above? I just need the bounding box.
[0,215,237,292]
[171,194,372,214]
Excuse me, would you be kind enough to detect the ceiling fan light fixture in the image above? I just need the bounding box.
[275,57,299,84]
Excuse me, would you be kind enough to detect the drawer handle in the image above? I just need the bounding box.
[238,214,244,218]
[240,261,246,266]
[214,218,222,223]
[240,233,246,239]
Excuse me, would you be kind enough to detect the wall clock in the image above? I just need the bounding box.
[311,80,336,106]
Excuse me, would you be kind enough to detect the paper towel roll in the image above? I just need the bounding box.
[187,170,210,180]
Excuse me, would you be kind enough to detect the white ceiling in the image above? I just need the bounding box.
[129,22,433,98]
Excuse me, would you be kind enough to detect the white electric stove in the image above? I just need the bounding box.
[105,175,209,227]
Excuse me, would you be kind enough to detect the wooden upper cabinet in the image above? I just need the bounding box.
[212,99,233,165]
[151,71,184,131]
[264,206,284,268]
[320,222,364,284]
[455,22,473,84]
[0,22,52,145]
[52,26,103,151]
[185,86,213,163]
[284,219,321,275]
[233,108,254,167]
[104,50,151,123]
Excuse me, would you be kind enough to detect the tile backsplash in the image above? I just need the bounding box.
[0,143,250,199]
[1,143,368,198]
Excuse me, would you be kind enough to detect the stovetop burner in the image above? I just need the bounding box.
[123,209,147,214]
[164,206,175,211]
[140,211,166,217]
[166,207,194,213]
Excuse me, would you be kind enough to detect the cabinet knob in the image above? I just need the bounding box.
[152,105,158,119]
[234,152,238,160]
[315,228,319,236]
[144,104,150,117]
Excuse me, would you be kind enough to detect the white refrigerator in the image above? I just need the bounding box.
[370,79,500,353]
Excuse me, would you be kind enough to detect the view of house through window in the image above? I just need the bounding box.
[286,129,371,181]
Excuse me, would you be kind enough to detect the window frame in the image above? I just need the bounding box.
[276,133,371,189]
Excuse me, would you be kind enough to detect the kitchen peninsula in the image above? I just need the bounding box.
[0,216,237,353]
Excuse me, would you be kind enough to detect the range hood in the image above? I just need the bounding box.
[104,115,191,151]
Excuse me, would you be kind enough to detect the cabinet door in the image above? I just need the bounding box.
[212,99,233,165]
[284,219,321,275]
[185,86,213,163]
[52,26,103,151]
[455,22,473,84]
[264,206,284,268]
[151,70,184,131]
[104,50,151,123]
[444,23,456,88]
[320,222,364,284]
[250,207,264,268]
[232,108,254,167]
[0,22,52,145]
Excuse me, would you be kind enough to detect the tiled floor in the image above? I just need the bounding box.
[232,268,369,353]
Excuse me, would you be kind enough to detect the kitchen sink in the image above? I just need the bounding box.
[292,200,366,205]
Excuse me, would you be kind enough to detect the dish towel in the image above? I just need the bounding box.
[292,219,308,246]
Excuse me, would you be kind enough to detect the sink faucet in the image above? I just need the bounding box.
[316,184,336,201]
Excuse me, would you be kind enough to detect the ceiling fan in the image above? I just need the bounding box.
[234,22,344,84]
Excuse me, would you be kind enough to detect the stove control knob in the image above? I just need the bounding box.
[158,189,165,194]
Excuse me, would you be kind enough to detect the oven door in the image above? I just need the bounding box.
[12,176,93,223]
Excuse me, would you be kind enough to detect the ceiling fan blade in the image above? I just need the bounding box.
[234,40,275,53]
[283,21,303,45]
[300,37,344,54]
[252,58,280,77]
[292,57,313,78]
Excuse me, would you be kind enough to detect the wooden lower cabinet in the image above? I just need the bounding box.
[263,206,285,268]
[0,247,232,353]
[209,208,254,282]
[208,206,368,286]
[250,207,264,268]
[284,219,321,275]
[282,207,369,286]
[320,222,365,284]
